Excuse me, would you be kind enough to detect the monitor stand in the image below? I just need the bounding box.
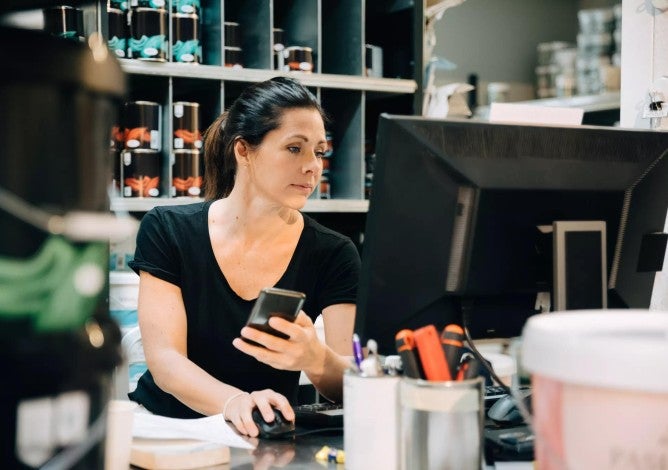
[552,221,608,311]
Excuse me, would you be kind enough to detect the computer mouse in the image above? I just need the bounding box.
[487,392,531,426]
[251,407,295,439]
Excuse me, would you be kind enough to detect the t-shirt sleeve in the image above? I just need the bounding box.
[128,208,181,286]
[315,239,361,312]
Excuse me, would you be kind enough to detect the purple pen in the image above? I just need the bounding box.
[352,333,364,369]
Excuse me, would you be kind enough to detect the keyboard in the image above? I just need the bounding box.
[484,384,531,408]
[294,384,529,428]
[293,402,344,428]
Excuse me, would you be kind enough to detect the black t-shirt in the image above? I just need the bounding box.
[127,201,360,418]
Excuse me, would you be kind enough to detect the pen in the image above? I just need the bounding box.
[441,324,465,376]
[352,333,364,370]
[395,329,425,379]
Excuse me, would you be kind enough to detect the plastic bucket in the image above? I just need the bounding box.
[109,271,140,333]
[521,310,668,470]
[1,318,122,468]
[0,26,125,468]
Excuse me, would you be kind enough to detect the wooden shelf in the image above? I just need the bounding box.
[110,197,369,213]
[120,61,417,94]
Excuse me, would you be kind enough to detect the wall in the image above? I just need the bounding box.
[619,0,668,308]
[431,0,619,104]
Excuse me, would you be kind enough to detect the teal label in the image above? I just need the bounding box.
[108,36,127,58]
[173,39,200,63]
[173,0,200,13]
[129,35,167,59]
[137,0,165,8]
[110,0,129,11]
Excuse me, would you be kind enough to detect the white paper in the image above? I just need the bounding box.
[132,413,255,450]
[489,102,583,126]
[425,83,474,119]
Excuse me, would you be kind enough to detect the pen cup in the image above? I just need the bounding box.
[344,371,400,470]
[400,376,484,470]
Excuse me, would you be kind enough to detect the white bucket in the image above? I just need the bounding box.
[521,310,668,470]
[109,271,140,334]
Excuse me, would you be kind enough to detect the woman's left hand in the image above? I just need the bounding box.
[232,311,326,376]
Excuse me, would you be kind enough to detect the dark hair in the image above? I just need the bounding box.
[202,76,328,200]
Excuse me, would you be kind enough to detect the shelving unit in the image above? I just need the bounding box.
[104,0,424,217]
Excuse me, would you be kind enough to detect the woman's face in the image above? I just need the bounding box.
[246,107,326,208]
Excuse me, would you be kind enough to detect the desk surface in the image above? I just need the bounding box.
[128,429,343,470]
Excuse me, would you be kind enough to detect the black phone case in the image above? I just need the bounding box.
[245,288,306,343]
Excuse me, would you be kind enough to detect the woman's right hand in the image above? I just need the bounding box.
[223,389,295,437]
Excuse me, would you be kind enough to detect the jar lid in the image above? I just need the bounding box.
[522,310,668,393]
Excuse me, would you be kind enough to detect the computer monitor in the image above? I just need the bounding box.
[356,115,668,355]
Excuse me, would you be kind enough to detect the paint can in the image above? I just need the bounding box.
[128,7,167,61]
[172,13,200,63]
[319,175,331,199]
[122,100,161,151]
[121,149,161,197]
[173,101,202,150]
[107,8,128,59]
[43,5,84,42]
[224,21,240,48]
[283,46,313,73]
[273,27,284,70]
[224,46,243,68]
[171,150,202,197]
[110,148,122,196]
[172,0,200,15]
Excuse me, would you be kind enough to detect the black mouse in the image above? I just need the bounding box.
[487,392,531,426]
[251,407,295,439]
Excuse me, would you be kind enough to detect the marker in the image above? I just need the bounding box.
[413,325,452,381]
[441,324,465,376]
[395,330,425,379]
[456,352,482,380]
[352,333,364,370]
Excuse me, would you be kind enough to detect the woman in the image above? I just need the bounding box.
[128,77,360,437]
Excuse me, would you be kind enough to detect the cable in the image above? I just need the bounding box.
[294,427,344,438]
[460,304,511,394]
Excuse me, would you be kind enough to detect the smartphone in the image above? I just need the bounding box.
[243,287,306,345]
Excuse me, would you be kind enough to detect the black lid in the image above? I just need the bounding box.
[0,26,126,97]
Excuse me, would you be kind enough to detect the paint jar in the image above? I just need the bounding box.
[121,149,161,197]
[172,101,201,150]
[283,46,313,73]
[224,46,243,68]
[224,21,240,48]
[43,5,84,42]
[273,27,285,70]
[122,100,161,151]
[171,150,202,197]
[128,7,167,61]
[107,8,128,59]
[319,176,331,199]
[172,13,200,63]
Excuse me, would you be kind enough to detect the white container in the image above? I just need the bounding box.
[344,372,399,470]
[522,310,668,470]
[109,271,140,334]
